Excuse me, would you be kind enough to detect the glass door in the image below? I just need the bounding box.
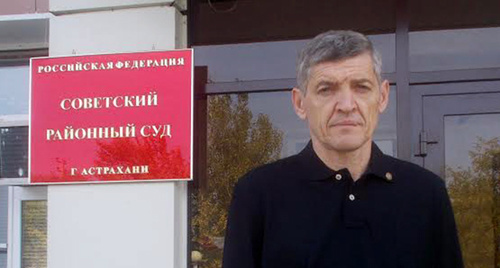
[415,81,500,268]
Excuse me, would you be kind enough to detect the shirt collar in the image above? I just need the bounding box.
[298,141,395,183]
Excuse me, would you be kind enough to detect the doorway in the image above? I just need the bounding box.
[413,80,500,267]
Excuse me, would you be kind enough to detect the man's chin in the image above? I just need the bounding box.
[325,137,368,153]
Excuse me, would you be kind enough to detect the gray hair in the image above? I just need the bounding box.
[296,30,382,92]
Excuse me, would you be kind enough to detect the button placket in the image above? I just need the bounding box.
[348,175,357,201]
[343,173,364,228]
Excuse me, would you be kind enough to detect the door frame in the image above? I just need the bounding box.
[7,186,47,268]
[411,80,500,176]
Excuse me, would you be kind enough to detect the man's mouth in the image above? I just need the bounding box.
[332,120,359,127]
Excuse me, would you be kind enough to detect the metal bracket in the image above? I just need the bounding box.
[170,0,188,15]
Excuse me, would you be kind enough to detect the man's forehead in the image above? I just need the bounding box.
[312,76,375,87]
[309,56,377,82]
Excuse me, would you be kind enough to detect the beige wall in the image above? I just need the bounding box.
[47,1,187,268]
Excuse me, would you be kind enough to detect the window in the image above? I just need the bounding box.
[0,64,30,183]
[0,117,29,268]
[410,27,500,72]
[0,126,29,179]
[190,89,397,266]
[0,64,36,268]
[0,66,29,116]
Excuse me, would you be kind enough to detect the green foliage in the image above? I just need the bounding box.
[191,94,283,268]
[447,137,500,268]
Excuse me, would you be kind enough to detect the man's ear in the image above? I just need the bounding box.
[292,87,307,120]
[378,80,390,113]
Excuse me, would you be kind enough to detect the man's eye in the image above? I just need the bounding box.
[317,87,329,94]
[356,85,371,91]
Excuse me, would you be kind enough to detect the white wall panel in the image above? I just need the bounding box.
[48,4,187,268]
[48,183,178,268]
[50,0,174,14]
[50,6,180,56]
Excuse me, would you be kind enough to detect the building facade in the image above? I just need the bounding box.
[1,0,500,267]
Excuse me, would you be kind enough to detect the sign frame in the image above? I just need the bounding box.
[29,49,194,185]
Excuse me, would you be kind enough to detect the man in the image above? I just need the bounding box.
[222,30,463,268]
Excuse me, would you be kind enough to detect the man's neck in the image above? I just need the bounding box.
[311,140,372,181]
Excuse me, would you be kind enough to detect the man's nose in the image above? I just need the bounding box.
[335,87,356,113]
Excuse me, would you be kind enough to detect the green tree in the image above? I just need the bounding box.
[447,137,500,268]
[191,94,283,268]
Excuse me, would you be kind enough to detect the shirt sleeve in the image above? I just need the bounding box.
[434,180,464,268]
[222,173,265,268]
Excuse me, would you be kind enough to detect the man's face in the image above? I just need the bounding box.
[292,52,390,153]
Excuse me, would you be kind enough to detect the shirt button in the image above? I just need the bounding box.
[385,172,393,181]
[349,194,356,201]
[335,174,342,181]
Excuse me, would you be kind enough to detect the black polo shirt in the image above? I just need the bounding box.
[222,142,463,268]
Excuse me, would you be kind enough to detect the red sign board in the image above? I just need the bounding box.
[30,50,193,184]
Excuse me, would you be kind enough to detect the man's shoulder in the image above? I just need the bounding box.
[385,154,446,189]
[236,154,303,190]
